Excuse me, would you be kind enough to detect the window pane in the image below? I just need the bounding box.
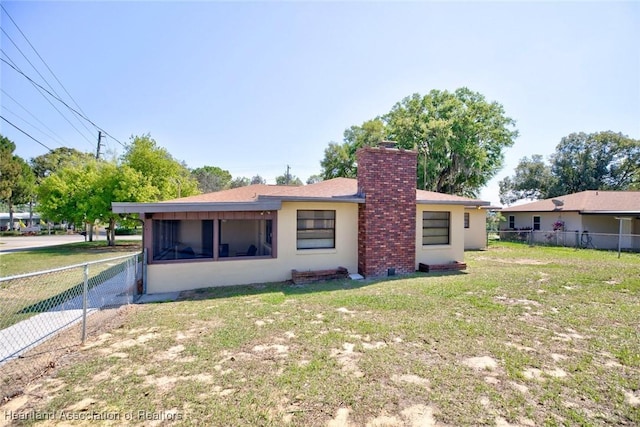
[297,210,335,249]
[423,235,449,245]
[298,210,335,220]
[422,211,450,246]
[533,216,541,231]
[153,220,213,261]
[422,228,449,237]
[422,219,449,228]
[423,211,449,220]
[219,219,273,257]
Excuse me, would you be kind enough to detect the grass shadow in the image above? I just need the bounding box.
[174,270,468,302]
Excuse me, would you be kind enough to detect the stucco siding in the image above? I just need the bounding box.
[416,204,465,267]
[145,201,358,293]
[279,201,359,274]
[464,208,487,250]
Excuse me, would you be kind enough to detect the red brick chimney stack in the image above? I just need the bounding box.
[357,144,418,277]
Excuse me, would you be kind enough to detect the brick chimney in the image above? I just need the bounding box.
[357,145,418,277]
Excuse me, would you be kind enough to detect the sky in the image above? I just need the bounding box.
[1,1,639,206]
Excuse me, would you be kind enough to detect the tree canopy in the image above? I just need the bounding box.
[276,166,303,186]
[1,135,36,229]
[320,88,518,197]
[192,166,232,193]
[37,159,156,245]
[30,147,95,182]
[499,131,640,204]
[36,134,200,244]
[120,134,199,200]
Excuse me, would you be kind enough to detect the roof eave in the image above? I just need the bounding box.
[111,200,282,214]
[580,210,640,215]
[259,195,364,204]
[418,200,490,206]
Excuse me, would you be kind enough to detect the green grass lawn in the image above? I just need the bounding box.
[0,242,141,329]
[0,241,141,277]
[4,243,640,425]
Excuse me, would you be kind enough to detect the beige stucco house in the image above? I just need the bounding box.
[500,191,640,250]
[463,207,489,250]
[112,147,489,294]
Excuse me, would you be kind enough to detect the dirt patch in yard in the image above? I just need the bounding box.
[475,256,551,265]
[1,304,141,403]
[327,404,438,427]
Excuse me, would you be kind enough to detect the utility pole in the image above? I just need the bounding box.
[286,165,291,185]
[96,131,103,159]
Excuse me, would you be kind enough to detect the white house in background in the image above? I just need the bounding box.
[112,146,490,294]
[0,212,41,231]
[500,191,640,250]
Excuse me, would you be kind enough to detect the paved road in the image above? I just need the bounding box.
[0,234,141,253]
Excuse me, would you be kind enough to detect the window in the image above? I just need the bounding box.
[153,220,213,261]
[508,215,515,229]
[422,211,450,245]
[533,216,541,231]
[297,210,335,249]
[219,219,272,257]
[464,212,470,229]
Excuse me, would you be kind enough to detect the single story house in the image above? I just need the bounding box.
[112,146,489,294]
[500,191,640,250]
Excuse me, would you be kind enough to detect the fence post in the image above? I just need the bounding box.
[81,263,89,344]
[143,248,148,295]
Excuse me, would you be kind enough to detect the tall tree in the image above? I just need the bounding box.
[498,155,553,205]
[30,147,94,181]
[276,166,303,186]
[0,135,36,230]
[548,131,640,196]
[250,175,266,185]
[319,89,518,196]
[120,134,199,200]
[192,166,232,193]
[321,118,385,180]
[306,174,323,185]
[37,160,155,245]
[229,176,250,188]
[499,131,640,203]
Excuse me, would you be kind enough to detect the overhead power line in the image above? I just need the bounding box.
[1,27,97,140]
[1,56,125,148]
[1,115,53,151]
[0,4,90,119]
[1,50,95,150]
[1,104,65,148]
[1,88,67,146]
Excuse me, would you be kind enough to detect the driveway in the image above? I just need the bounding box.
[0,234,141,253]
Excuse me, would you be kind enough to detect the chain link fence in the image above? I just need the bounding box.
[492,230,640,252]
[0,253,141,400]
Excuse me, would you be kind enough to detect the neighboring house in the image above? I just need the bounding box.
[0,212,41,231]
[500,191,640,250]
[112,147,489,294]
